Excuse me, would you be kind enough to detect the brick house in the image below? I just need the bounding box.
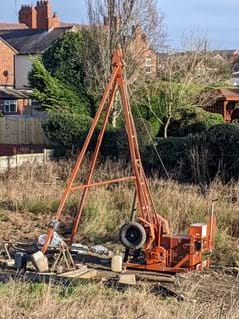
[0,38,16,87]
[0,0,158,155]
[0,26,74,115]
[0,0,158,95]
[0,0,79,115]
[128,25,158,77]
[103,17,158,78]
[0,87,31,115]
[0,27,76,90]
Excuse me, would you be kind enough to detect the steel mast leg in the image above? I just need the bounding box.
[70,82,118,243]
[42,67,120,253]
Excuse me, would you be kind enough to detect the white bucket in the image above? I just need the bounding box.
[111,255,123,273]
[31,251,49,273]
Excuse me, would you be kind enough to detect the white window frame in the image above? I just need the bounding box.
[145,58,152,73]
[4,100,17,113]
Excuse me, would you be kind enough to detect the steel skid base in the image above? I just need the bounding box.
[124,261,210,274]
[125,257,211,274]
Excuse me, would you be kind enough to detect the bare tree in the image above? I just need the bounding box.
[128,34,230,139]
[157,36,231,138]
[81,0,166,126]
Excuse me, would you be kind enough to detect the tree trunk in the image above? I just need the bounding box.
[111,109,118,128]
[164,117,171,139]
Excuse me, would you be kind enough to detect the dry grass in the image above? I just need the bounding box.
[0,160,239,318]
[0,278,238,319]
[0,160,238,265]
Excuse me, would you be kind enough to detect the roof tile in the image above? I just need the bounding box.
[0,27,73,54]
[0,22,27,30]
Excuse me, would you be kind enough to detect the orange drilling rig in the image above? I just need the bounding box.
[41,49,216,273]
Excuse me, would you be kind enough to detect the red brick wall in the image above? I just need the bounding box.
[127,26,158,78]
[0,40,15,86]
[19,5,37,29]
[19,1,60,30]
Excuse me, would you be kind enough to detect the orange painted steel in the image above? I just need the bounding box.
[70,81,118,243]
[42,60,120,253]
[41,49,216,274]
[70,176,136,192]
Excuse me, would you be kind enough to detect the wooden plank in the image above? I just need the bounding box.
[77,270,97,279]
[17,117,21,144]
[0,118,4,143]
[119,274,136,285]
[58,266,89,278]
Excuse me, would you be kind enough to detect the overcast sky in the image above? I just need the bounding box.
[0,0,238,49]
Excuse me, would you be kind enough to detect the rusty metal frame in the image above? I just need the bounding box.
[41,49,216,275]
[42,49,169,254]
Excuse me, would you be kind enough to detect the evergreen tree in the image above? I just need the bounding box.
[43,32,84,91]
[29,58,89,115]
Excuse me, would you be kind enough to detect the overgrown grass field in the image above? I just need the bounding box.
[0,160,238,265]
[0,161,238,318]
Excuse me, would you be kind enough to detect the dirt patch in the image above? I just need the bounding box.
[176,270,239,314]
[0,210,49,241]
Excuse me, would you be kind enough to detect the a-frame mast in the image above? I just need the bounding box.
[42,49,169,254]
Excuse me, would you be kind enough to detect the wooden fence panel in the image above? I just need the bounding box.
[0,116,50,145]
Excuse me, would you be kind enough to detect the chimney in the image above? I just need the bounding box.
[19,0,60,30]
[19,5,37,28]
[36,0,60,30]
[52,12,60,29]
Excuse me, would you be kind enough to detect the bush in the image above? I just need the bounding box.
[205,124,239,180]
[95,118,155,161]
[42,32,84,90]
[143,136,189,176]
[44,111,92,153]
[168,106,224,137]
[143,124,239,183]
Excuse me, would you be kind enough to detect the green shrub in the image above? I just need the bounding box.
[168,106,224,137]
[205,124,239,180]
[44,111,92,152]
[143,124,239,183]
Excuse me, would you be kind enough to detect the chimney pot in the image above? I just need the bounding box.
[19,0,59,30]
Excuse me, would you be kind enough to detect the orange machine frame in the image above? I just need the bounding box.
[42,49,216,273]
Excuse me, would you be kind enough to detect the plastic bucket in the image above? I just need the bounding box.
[111,255,123,273]
[31,251,49,273]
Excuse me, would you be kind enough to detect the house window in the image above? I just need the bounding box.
[4,100,17,113]
[145,58,152,73]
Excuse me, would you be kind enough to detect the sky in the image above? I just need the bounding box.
[0,0,238,50]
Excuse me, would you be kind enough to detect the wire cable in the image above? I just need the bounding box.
[128,86,170,179]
